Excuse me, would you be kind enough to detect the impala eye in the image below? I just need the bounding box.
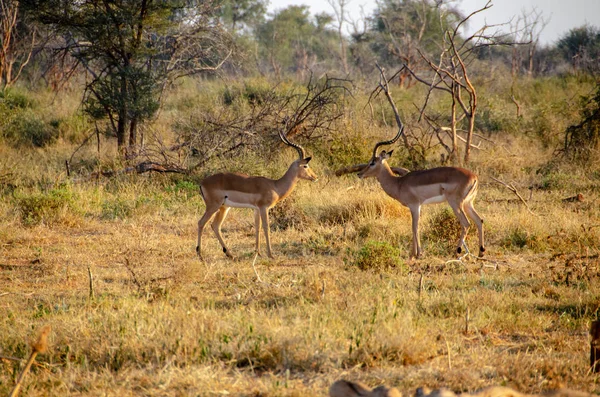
[303,165,309,168]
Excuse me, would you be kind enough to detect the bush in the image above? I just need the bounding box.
[101,198,135,220]
[3,112,59,147]
[349,240,406,272]
[423,207,461,247]
[0,89,34,109]
[16,187,76,226]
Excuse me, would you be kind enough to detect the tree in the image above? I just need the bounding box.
[326,0,350,75]
[256,5,338,79]
[218,0,267,34]
[557,25,600,74]
[22,0,231,157]
[0,0,37,90]
[367,0,463,87]
[508,7,547,78]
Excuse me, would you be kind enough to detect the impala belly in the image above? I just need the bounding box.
[222,192,259,209]
[415,183,448,205]
[422,194,446,205]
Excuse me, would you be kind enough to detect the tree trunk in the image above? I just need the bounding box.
[117,76,128,151]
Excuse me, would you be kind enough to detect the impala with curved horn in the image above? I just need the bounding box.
[357,126,485,258]
[347,65,485,259]
[196,130,317,260]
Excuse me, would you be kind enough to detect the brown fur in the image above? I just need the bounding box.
[197,157,317,259]
[357,150,485,258]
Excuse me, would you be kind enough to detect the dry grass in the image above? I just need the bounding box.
[2,78,600,395]
[1,140,599,396]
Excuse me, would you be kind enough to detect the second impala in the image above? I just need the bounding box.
[357,129,486,259]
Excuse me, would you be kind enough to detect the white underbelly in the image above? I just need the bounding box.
[223,197,258,209]
[422,195,446,205]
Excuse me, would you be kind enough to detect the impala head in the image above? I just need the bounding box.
[293,156,318,181]
[358,150,393,179]
[358,126,404,179]
[279,129,318,182]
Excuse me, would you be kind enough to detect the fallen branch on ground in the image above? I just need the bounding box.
[490,176,537,216]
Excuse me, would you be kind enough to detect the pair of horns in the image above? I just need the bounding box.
[279,130,307,159]
[371,125,404,160]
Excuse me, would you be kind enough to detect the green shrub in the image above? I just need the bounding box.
[16,187,76,226]
[0,89,34,109]
[165,180,198,199]
[270,197,309,230]
[349,240,406,272]
[423,207,461,245]
[3,113,58,147]
[501,226,547,251]
[101,198,135,220]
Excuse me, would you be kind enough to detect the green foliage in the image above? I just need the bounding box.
[557,25,600,73]
[15,186,76,225]
[0,89,34,109]
[501,227,547,252]
[218,0,267,33]
[564,82,600,163]
[423,207,461,246]
[3,112,58,147]
[255,5,338,75]
[222,80,274,106]
[348,240,406,272]
[22,0,231,151]
[165,180,199,199]
[101,198,135,220]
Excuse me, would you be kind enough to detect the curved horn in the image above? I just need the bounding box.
[279,130,306,159]
[371,125,404,160]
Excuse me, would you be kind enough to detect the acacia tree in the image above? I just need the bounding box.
[22,0,231,157]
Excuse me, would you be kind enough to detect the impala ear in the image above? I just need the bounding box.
[303,156,312,163]
[382,150,393,159]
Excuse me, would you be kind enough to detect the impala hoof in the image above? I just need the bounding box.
[479,246,486,257]
[223,247,234,259]
[457,246,462,254]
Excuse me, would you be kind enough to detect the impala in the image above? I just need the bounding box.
[357,129,485,258]
[196,131,317,260]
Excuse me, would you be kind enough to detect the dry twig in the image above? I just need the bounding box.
[490,176,537,216]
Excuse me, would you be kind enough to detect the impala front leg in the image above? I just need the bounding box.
[259,207,274,259]
[410,206,422,258]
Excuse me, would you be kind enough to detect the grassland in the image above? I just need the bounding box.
[1,76,600,396]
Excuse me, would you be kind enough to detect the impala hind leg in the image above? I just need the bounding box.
[464,201,485,257]
[197,204,220,260]
[211,206,234,258]
[448,200,472,256]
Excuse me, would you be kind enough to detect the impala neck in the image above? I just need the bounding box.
[275,162,301,200]
[376,162,400,195]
